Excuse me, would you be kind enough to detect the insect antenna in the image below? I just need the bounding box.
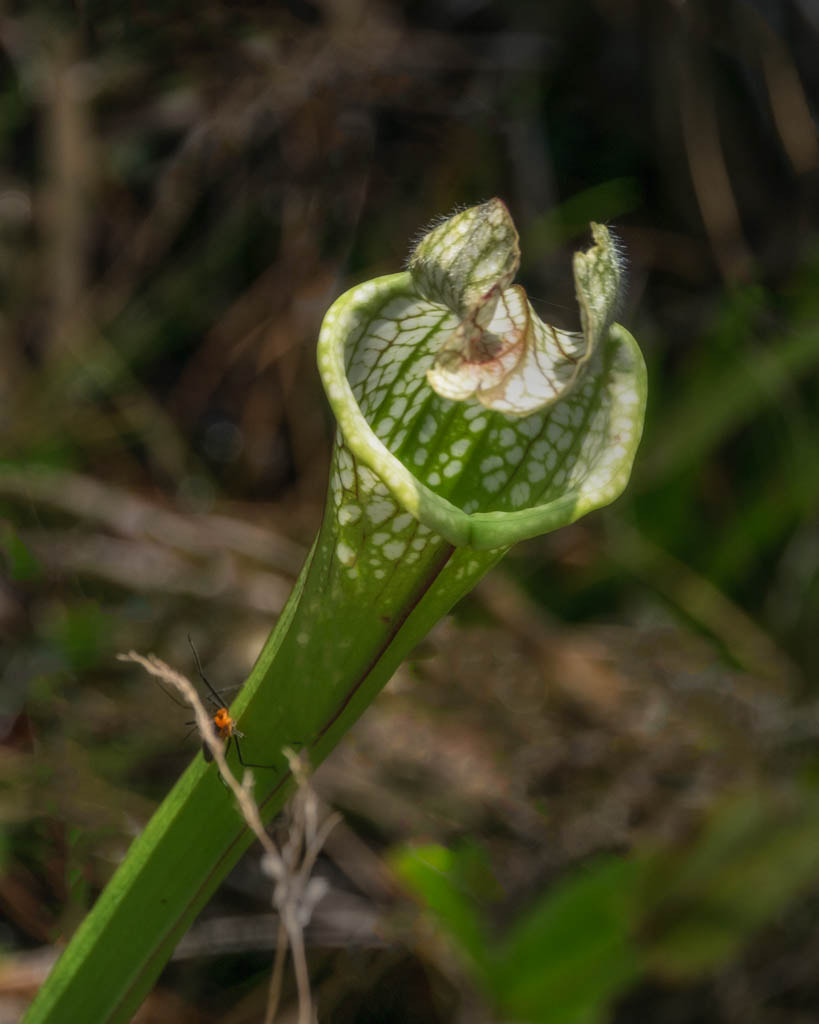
[151,677,190,710]
[187,634,227,709]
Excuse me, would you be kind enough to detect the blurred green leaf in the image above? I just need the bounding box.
[489,856,642,1024]
[1,522,43,581]
[396,843,643,1024]
[392,842,498,972]
[642,794,819,978]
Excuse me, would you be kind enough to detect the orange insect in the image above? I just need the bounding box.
[177,636,277,769]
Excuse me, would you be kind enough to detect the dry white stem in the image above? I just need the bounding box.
[119,650,339,1024]
[117,651,272,851]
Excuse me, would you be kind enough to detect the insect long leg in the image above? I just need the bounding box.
[233,734,281,770]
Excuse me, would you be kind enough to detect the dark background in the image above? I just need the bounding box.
[1,1,818,1021]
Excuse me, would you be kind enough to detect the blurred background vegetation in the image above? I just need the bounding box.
[1,0,818,1021]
